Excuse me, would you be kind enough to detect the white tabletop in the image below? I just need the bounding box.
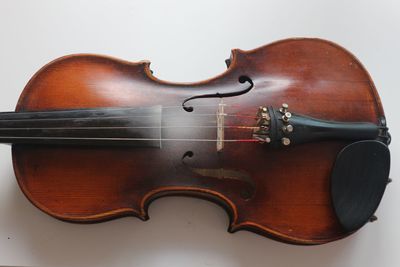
[0,1,399,266]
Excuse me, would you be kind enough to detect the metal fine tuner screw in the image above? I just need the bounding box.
[280,103,289,113]
[281,137,291,146]
[282,124,293,133]
[282,112,292,122]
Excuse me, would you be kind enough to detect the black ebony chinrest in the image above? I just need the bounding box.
[331,140,390,233]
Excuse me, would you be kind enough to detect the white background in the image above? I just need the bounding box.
[0,1,399,266]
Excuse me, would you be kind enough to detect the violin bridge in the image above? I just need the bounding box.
[216,99,226,152]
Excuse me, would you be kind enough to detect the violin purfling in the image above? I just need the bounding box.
[4,38,391,245]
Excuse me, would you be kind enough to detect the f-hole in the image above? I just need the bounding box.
[182,75,254,112]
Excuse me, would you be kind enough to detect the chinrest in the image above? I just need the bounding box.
[331,140,390,233]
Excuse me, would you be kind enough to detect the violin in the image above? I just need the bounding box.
[4,38,391,245]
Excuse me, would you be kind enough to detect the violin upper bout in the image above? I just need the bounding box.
[16,54,156,112]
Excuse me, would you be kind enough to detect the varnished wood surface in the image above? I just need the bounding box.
[12,38,384,244]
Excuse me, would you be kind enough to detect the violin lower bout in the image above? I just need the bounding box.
[13,140,347,245]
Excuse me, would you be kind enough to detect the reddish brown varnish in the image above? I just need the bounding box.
[12,38,384,244]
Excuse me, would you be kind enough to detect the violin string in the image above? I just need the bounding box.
[0,104,233,116]
[0,104,246,117]
[0,125,259,130]
[0,136,259,142]
[0,113,257,122]
[0,105,219,116]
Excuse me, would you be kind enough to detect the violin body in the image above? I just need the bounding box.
[10,38,390,245]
